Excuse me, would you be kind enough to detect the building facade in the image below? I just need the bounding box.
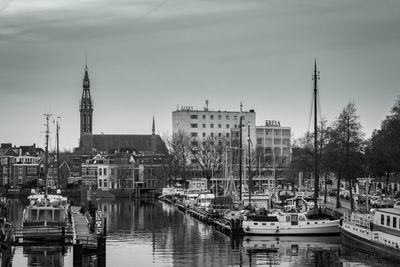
[230,120,291,190]
[172,105,256,146]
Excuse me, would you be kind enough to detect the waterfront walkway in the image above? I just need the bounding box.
[72,206,97,251]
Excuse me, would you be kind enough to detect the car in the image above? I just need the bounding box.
[394,200,400,209]
[369,196,382,207]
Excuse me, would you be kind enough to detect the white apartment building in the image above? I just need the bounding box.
[172,105,256,146]
[231,120,291,189]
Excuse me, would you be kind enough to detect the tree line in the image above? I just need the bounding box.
[291,96,400,209]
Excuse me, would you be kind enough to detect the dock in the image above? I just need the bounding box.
[71,206,98,253]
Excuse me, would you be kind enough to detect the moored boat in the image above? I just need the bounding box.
[242,210,340,235]
[340,208,400,263]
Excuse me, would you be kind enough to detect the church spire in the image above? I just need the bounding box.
[80,60,93,137]
[152,115,155,136]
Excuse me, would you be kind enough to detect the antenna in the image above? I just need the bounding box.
[205,100,209,111]
[240,102,243,112]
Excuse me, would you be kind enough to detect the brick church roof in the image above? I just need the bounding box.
[80,134,168,155]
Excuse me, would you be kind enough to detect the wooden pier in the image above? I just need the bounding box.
[71,206,98,253]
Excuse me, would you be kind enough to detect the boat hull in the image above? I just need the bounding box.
[340,227,400,263]
[243,220,340,235]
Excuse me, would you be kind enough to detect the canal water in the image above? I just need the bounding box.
[1,198,398,267]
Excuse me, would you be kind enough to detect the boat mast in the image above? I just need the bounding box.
[313,60,320,209]
[56,117,60,189]
[239,115,243,201]
[248,123,252,203]
[44,113,51,197]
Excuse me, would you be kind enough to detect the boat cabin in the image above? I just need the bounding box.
[373,208,400,232]
[23,206,67,227]
[196,192,215,210]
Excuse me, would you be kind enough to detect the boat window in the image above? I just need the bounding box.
[381,214,384,225]
[393,217,397,228]
[387,215,390,227]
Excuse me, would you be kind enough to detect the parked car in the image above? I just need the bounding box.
[329,189,338,196]
[369,196,382,207]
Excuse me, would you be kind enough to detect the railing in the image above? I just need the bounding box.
[343,213,371,229]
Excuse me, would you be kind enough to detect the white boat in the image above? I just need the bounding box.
[21,189,72,242]
[242,210,340,235]
[340,208,400,262]
[196,192,215,210]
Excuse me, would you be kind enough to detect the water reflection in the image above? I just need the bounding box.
[2,198,400,266]
[23,246,67,267]
[243,236,341,266]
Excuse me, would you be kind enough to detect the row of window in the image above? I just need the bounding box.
[256,138,291,145]
[191,140,231,147]
[381,213,400,229]
[191,132,230,138]
[190,114,243,121]
[190,123,239,129]
[255,129,291,136]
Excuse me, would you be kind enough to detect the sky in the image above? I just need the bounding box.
[0,0,399,151]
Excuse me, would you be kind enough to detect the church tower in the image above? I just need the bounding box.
[80,64,93,137]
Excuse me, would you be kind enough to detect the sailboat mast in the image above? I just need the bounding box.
[313,60,320,209]
[44,113,51,197]
[56,118,60,189]
[248,123,252,203]
[239,115,243,201]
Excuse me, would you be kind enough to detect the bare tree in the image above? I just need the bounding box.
[163,130,192,185]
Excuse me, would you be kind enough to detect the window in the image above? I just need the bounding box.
[210,133,214,137]
[210,115,214,119]
[190,114,198,119]
[226,124,230,129]
[387,215,390,227]
[226,133,230,138]
[218,133,222,137]
[18,167,22,174]
[274,138,281,145]
[99,168,102,176]
[218,115,221,120]
[257,138,263,145]
[104,168,107,175]
[202,115,206,119]
[111,168,115,175]
[210,124,214,128]
[218,124,222,128]
[282,129,290,136]
[274,129,281,135]
[393,217,397,228]
[282,138,290,145]
[234,115,238,120]
[190,123,198,128]
[104,180,108,187]
[226,115,230,120]
[234,125,237,128]
[202,133,206,137]
[191,132,198,137]
[202,124,206,128]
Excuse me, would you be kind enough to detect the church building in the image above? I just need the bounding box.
[78,64,168,155]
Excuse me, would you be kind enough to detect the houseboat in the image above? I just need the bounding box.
[340,208,400,262]
[242,210,340,235]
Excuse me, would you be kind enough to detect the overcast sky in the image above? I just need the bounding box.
[0,0,399,151]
